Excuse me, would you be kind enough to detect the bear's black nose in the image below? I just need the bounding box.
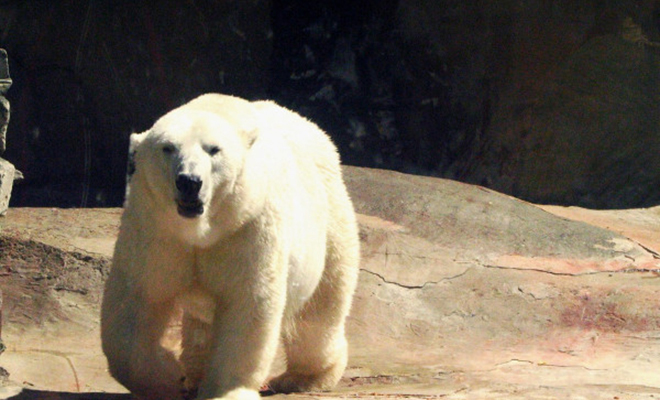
[176,174,202,198]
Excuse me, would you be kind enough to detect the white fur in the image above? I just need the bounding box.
[101,94,360,400]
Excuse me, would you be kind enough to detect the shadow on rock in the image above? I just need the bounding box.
[7,389,131,400]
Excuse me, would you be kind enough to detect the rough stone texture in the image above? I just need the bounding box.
[1,167,659,399]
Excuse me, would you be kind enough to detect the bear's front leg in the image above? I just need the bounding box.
[101,270,184,400]
[195,273,286,400]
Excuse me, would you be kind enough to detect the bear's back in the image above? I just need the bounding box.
[252,100,341,178]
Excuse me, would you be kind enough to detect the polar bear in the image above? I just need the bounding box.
[101,94,360,400]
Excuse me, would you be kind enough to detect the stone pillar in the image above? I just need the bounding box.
[0,49,7,366]
[0,48,15,216]
[0,49,9,154]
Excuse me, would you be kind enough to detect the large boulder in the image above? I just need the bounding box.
[344,167,660,391]
[1,167,659,398]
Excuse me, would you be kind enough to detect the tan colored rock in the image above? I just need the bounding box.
[1,167,659,399]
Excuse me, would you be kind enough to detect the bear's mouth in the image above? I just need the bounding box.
[177,200,204,218]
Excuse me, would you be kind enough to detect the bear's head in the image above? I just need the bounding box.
[131,98,258,221]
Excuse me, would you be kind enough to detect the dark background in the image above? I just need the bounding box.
[1,0,659,209]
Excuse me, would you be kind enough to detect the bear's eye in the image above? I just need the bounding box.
[206,145,221,156]
[162,144,175,155]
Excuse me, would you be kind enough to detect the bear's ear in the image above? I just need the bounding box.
[127,131,148,178]
[129,131,147,151]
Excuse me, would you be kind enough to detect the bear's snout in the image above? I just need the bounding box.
[176,173,202,198]
[175,173,204,218]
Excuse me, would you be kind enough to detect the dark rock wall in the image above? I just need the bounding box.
[1,0,659,208]
[1,0,272,206]
[462,2,660,208]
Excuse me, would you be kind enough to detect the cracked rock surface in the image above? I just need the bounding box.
[1,166,659,399]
